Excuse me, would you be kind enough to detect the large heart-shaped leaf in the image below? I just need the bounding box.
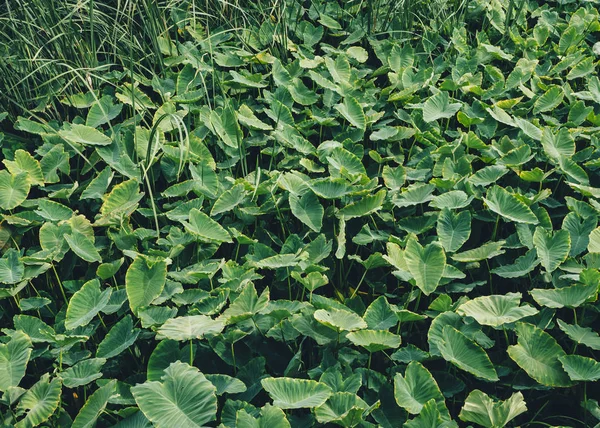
[404,237,446,295]
[261,377,332,409]
[132,362,217,427]
[507,322,571,387]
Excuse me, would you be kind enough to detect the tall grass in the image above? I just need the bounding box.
[0,0,466,120]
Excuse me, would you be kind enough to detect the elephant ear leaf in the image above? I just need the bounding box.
[0,331,32,392]
[558,355,600,382]
[261,377,332,409]
[404,237,446,295]
[507,322,571,387]
[438,326,498,381]
[0,171,30,210]
[459,390,527,428]
[15,374,62,428]
[532,227,570,273]
[132,362,218,427]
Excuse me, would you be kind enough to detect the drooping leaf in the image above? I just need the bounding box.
[0,171,30,210]
[436,209,471,253]
[314,308,367,332]
[65,279,112,330]
[96,315,140,359]
[59,124,112,146]
[459,390,527,428]
[507,322,571,387]
[483,186,538,224]
[261,377,332,409]
[289,191,323,232]
[183,209,232,243]
[156,315,224,341]
[132,362,218,427]
[533,227,570,273]
[347,329,401,352]
[15,374,62,428]
[559,355,600,382]
[456,293,538,327]
[404,237,446,295]
[60,358,106,388]
[72,380,116,428]
[438,326,498,381]
[393,361,449,418]
[126,255,167,314]
[334,96,366,130]
[0,331,32,392]
[422,91,462,122]
[557,320,600,351]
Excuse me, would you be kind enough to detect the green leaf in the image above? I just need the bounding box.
[532,228,570,273]
[0,331,32,392]
[81,167,113,200]
[405,399,456,428]
[98,179,143,223]
[60,358,106,388]
[0,249,24,284]
[347,329,401,352]
[156,315,224,341]
[72,380,116,428]
[394,361,449,417]
[541,128,575,162]
[0,171,30,210]
[86,95,123,128]
[261,377,332,409]
[211,183,246,216]
[15,374,62,428]
[59,124,112,146]
[65,279,112,330]
[459,390,527,428]
[236,404,290,428]
[436,209,471,253]
[220,283,269,324]
[563,213,596,257]
[3,149,45,186]
[507,322,571,387]
[334,96,366,130]
[491,249,539,278]
[587,226,600,253]
[559,355,600,382]
[363,296,398,330]
[125,255,167,315]
[533,86,564,114]
[132,362,217,427]
[205,374,247,395]
[422,91,462,122]
[289,191,323,232]
[557,320,600,351]
[392,183,436,208]
[438,326,498,381]
[314,392,369,427]
[456,293,538,327]
[338,190,386,219]
[530,282,597,309]
[451,240,506,263]
[483,186,538,224]
[430,191,472,210]
[314,308,367,332]
[64,231,102,263]
[96,315,140,359]
[183,209,232,243]
[404,237,446,296]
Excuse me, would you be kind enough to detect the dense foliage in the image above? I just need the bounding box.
[1,0,600,426]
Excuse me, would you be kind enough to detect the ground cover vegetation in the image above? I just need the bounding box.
[0,0,599,426]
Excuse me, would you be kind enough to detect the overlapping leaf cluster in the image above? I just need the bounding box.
[0,0,600,426]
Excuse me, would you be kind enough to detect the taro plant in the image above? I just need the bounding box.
[0,0,600,427]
